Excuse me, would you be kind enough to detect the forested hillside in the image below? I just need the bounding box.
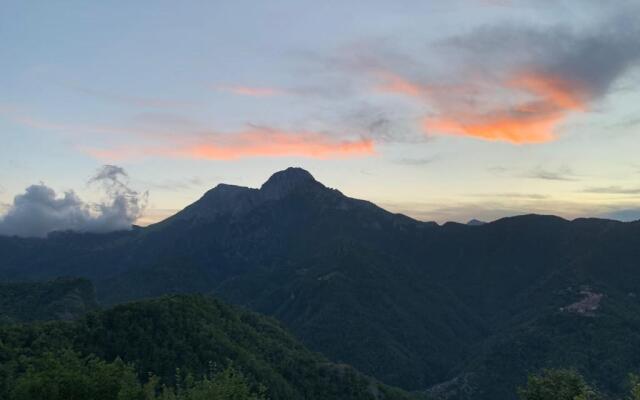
[0,294,414,400]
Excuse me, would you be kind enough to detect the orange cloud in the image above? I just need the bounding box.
[422,71,590,144]
[375,71,424,97]
[372,67,590,144]
[509,72,587,111]
[4,107,372,160]
[85,128,374,161]
[219,86,283,97]
[424,110,559,144]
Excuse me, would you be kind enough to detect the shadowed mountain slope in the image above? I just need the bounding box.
[0,278,98,324]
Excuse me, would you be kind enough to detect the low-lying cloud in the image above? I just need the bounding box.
[0,165,147,238]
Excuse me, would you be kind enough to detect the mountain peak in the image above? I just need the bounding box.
[263,167,316,184]
[260,167,322,200]
[165,168,325,223]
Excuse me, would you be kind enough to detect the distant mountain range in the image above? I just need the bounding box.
[1,167,640,399]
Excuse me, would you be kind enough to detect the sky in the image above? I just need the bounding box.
[1,0,640,234]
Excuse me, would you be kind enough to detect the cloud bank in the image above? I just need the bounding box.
[0,165,147,238]
[367,4,640,144]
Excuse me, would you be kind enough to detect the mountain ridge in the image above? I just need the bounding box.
[1,167,640,398]
[155,167,423,230]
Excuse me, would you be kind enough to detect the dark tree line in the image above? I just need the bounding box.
[519,369,640,400]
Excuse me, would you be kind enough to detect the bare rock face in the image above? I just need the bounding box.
[561,287,603,316]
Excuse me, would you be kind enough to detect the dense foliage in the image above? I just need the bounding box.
[0,294,413,400]
[518,369,599,400]
[516,369,640,400]
[3,348,265,400]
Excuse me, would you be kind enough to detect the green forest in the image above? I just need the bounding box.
[0,293,413,400]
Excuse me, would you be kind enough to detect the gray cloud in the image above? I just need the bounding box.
[90,164,127,184]
[394,157,437,166]
[447,16,640,95]
[488,166,510,174]
[143,177,205,192]
[471,192,549,200]
[610,116,640,129]
[330,102,426,144]
[583,186,640,195]
[0,165,147,238]
[526,166,577,181]
[318,2,640,144]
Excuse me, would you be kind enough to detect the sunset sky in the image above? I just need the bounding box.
[2,0,640,225]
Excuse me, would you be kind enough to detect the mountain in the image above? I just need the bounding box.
[0,278,98,324]
[160,168,338,224]
[0,294,414,400]
[2,168,640,398]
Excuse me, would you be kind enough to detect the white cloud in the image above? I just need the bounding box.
[0,165,147,237]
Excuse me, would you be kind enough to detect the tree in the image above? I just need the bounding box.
[138,366,265,400]
[9,350,143,400]
[518,369,600,400]
[628,374,640,400]
[183,367,265,400]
